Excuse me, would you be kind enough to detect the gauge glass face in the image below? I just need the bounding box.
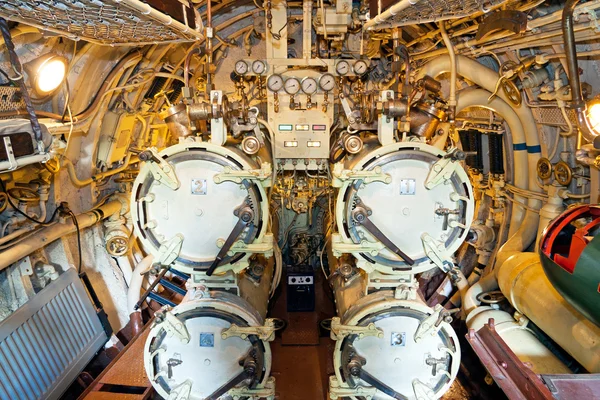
[301,77,318,94]
[284,77,301,95]
[252,60,267,75]
[336,60,350,76]
[319,73,335,92]
[354,60,369,75]
[235,60,249,75]
[267,74,284,92]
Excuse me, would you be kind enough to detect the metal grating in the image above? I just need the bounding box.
[0,269,107,400]
[0,87,25,113]
[365,0,508,29]
[0,0,203,46]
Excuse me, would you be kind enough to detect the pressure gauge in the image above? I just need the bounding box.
[234,60,249,75]
[318,73,335,92]
[301,77,318,94]
[336,60,350,76]
[252,60,267,75]
[267,74,284,92]
[353,60,369,75]
[284,77,301,95]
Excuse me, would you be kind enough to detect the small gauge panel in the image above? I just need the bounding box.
[234,60,249,75]
[284,77,301,95]
[336,60,350,76]
[353,60,369,75]
[252,60,267,75]
[267,74,284,92]
[319,73,335,92]
[301,77,318,95]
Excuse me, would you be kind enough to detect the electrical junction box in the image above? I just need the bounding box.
[286,270,315,312]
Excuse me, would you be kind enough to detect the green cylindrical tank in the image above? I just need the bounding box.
[539,205,600,327]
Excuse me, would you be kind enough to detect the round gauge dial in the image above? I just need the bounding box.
[301,77,318,94]
[267,74,284,92]
[336,60,350,76]
[353,60,369,75]
[318,73,335,92]
[234,60,249,75]
[284,77,301,95]
[252,60,267,75]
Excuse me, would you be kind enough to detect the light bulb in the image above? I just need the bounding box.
[588,101,600,134]
[34,55,67,95]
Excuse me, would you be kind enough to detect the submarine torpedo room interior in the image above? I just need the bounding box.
[0,0,599,399]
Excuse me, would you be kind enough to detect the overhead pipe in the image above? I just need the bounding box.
[0,200,125,271]
[417,56,543,265]
[497,252,600,372]
[562,0,599,147]
[363,0,423,30]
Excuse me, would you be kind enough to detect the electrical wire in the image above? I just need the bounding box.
[0,178,60,226]
[67,209,83,273]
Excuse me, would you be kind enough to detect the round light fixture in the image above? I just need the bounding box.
[587,98,600,134]
[31,54,67,95]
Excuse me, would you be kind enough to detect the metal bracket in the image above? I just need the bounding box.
[166,379,192,400]
[332,164,392,187]
[213,163,272,186]
[421,233,453,273]
[210,90,227,146]
[160,310,191,344]
[226,232,274,258]
[414,304,458,342]
[329,376,377,400]
[330,317,384,341]
[377,90,395,146]
[412,379,436,400]
[144,148,181,190]
[331,233,385,258]
[228,377,276,400]
[221,318,277,342]
[156,234,184,267]
[424,148,464,189]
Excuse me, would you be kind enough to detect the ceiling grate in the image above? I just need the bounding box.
[0,0,204,46]
[365,0,508,30]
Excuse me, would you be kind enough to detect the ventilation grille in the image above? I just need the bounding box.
[0,0,203,45]
[366,0,508,29]
[0,269,107,400]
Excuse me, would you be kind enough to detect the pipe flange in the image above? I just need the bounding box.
[554,161,572,186]
[342,134,364,154]
[476,290,506,305]
[536,157,553,180]
[241,136,261,155]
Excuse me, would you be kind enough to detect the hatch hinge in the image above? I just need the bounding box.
[414,304,459,343]
[213,163,272,186]
[424,147,465,189]
[156,234,184,267]
[330,317,384,341]
[224,232,274,257]
[221,318,278,342]
[141,147,180,190]
[331,233,385,259]
[331,164,392,187]
[155,309,191,344]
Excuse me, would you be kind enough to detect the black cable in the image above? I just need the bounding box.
[0,178,59,225]
[67,209,83,273]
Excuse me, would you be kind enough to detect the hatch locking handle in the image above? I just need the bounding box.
[352,198,415,265]
[206,202,255,276]
[348,356,406,400]
[205,354,258,400]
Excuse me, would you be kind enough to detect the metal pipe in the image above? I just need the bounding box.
[0,200,123,271]
[439,22,456,121]
[363,0,422,30]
